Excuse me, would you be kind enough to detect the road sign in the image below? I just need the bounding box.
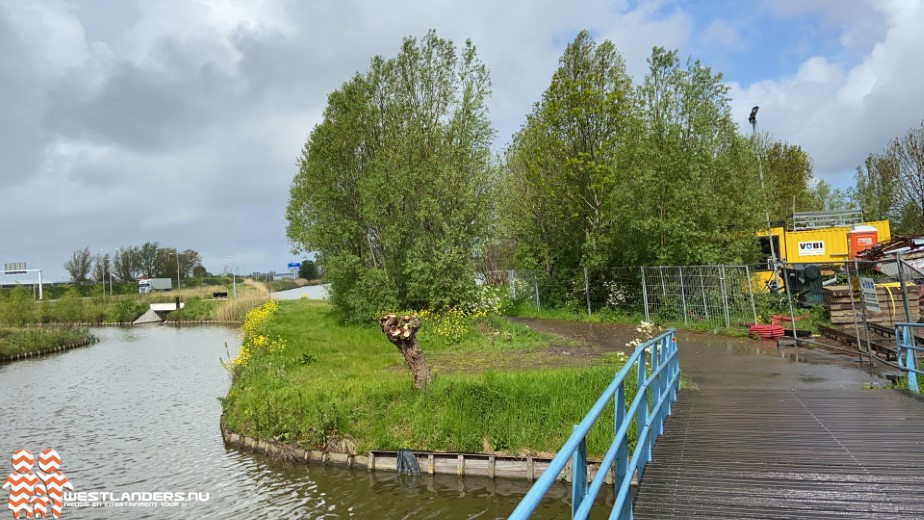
[859,277,881,312]
[287,262,301,269]
[4,262,26,275]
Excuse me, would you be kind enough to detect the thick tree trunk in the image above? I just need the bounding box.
[379,313,431,389]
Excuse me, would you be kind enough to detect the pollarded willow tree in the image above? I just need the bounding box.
[287,31,497,320]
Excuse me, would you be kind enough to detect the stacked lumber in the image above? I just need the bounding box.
[823,284,920,326]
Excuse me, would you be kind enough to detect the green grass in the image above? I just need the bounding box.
[0,327,96,357]
[222,300,648,457]
[166,298,223,321]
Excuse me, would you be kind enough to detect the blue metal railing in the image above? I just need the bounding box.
[509,329,680,520]
[895,323,923,393]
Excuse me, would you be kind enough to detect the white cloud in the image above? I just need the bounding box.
[4,0,922,280]
[730,0,924,187]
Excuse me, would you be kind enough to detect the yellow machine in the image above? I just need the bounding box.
[755,211,891,290]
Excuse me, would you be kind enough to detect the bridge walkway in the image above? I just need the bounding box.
[634,364,924,518]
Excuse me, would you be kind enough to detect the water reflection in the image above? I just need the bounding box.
[0,325,577,519]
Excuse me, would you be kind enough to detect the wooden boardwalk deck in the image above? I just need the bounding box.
[634,389,924,519]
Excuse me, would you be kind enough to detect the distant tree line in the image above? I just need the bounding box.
[64,242,204,283]
[286,30,922,321]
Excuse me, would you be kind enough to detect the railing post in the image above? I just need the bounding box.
[641,267,650,322]
[571,425,587,518]
[651,339,663,439]
[637,348,651,476]
[899,324,919,393]
[614,381,630,519]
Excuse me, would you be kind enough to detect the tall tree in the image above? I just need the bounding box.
[631,47,761,265]
[90,252,111,283]
[287,30,496,320]
[854,152,899,222]
[64,247,92,283]
[178,249,202,277]
[757,138,818,221]
[854,121,924,233]
[113,246,140,281]
[502,30,637,274]
[138,242,159,278]
[888,122,924,232]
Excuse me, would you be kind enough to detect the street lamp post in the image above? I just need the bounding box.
[171,250,181,292]
[749,106,779,286]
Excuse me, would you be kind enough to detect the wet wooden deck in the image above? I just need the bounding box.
[633,389,924,519]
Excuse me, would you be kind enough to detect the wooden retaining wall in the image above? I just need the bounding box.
[0,338,95,363]
[220,419,616,483]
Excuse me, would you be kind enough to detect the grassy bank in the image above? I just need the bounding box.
[221,300,647,458]
[0,282,271,326]
[0,327,96,358]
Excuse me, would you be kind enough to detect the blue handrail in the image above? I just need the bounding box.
[509,329,680,520]
[895,323,923,393]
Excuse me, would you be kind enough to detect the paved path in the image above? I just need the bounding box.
[515,320,924,519]
[270,284,329,300]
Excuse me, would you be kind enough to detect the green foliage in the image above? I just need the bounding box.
[286,30,496,321]
[0,327,96,357]
[759,139,824,221]
[298,260,319,280]
[501,36,775,285]
[55,287,85,323]
[221,300,634,456]
[111,299,147,324]
[0,286,36,326]
[167,297,222,321]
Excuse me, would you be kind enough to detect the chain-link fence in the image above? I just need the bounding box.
[495,265,760,330]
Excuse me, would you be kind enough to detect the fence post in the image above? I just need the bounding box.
[844,260,867,362]
[584,266,592,316]
[678,266,688,324]
[896,253,914,323]
[508,269,516,300]
[571,425,587,517]
[854,260,875,362]
[641,267,650,322]
[745,265,757,325]
[636,347,649,476]
[719,265,730,329]
[699,268,709,320]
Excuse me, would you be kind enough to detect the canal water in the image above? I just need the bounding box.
[0,326,572,519]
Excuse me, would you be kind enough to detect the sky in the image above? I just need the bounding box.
[2,0,924,283]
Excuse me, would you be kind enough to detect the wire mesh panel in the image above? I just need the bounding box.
[502,265,757,330]
[586,268,645,316]
[640,266,755,329]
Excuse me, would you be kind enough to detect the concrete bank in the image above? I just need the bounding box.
[220,418,620,484]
